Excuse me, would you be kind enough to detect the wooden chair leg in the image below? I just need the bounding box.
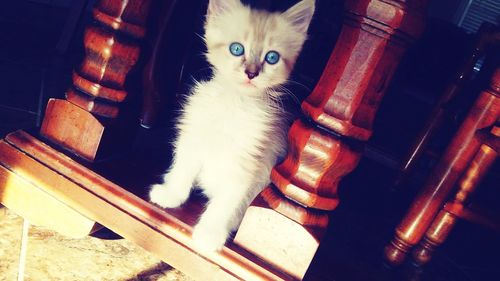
[412,137,498,265]
[1,0,154,243]
[395,23,500,187]
[385,68,500,266]
[234,0,429,279]
[40,0,154,161]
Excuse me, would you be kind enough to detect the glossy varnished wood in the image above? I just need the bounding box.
[40,0,153,161]
[73,24,139,103]
[235,1,429,279]
[69,0,152,115]
[235,186,327,280]
[302,0,428,140]
[443,202,500,233]
[93,0,151,38]
[412,136,498,265]
[396,23,500,186]
[272,119,360,211]
[41,99,104,161]
[0,140,98,238]
[66,88,120,117]
[273,0,428,210]
[0,131,293,281]
[385,67,500,266]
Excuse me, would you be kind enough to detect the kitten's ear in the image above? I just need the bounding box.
[282,0,316,34]
[207,0,242,17]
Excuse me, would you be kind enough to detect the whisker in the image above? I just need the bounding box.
[273,85,301,105]
[285,79,312,92]
[194,32,205,42]
[265,88,287,113]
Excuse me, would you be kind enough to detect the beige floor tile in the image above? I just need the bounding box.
[0,208,192,281]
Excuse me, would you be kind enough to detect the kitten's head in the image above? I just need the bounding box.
[204,0,315,91]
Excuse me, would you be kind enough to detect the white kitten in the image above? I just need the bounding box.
[150,0,315,252]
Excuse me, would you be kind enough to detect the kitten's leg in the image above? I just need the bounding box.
[192,182,258,253]
[149,140,200,208]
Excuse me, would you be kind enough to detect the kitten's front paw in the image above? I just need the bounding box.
[149,184,187,209]
[192,221,229,254]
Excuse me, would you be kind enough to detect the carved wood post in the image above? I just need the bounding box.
[385,67,500,266]
[234,1,428,279]
[40,0,153,161]
[412,129,498,265]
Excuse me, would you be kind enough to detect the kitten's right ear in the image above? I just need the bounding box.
[207,0,242,17]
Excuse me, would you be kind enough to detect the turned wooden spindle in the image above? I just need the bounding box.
[395,23,500,186]
[235,1,428,279]
[412,128,498,265]
[385,67,500,266]
[40,0,153,161]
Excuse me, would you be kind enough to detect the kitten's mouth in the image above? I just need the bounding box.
[243,79,257,88]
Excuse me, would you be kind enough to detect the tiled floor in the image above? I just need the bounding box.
[0,207,191,281]
[1,1,499,281]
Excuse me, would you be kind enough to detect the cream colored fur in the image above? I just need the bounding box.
[150,0,315,252]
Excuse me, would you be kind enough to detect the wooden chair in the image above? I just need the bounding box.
[385,67,500,266]
[0,0,428,280]
[394,22,500,187]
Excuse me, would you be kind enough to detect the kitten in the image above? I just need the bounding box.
[150,0,315,252]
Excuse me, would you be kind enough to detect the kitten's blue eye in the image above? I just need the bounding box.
[229,42,244,56]
[265,51,280,65]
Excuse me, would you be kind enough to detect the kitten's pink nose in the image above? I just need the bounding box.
[245,69,259,80]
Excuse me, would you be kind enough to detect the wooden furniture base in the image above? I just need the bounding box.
[235,186,328,280]
[0,130,293,281]
[385,67,500,266]
[0,135,98,238]
[394,23,500,187]
[41,99,107,161]
[412,140,498,265]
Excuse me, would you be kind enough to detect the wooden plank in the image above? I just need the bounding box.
[0,158,97,238]
[0,131,293,281]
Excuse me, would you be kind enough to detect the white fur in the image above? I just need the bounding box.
[150,0,315,253]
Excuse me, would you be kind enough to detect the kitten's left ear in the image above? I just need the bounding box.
[207,0,243,17]
[282,0,316,34]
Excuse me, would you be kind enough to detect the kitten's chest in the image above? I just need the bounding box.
[199,100,264,138]
[183,91,272,146]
